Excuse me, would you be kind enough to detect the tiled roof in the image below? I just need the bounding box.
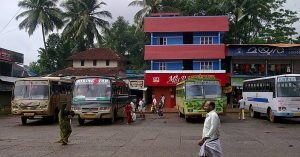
[67,48,124,61]
[49,67,123,77]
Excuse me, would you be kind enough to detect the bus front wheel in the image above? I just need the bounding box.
[21,117,27,125]
[250,106,259,118]
[268,110,278,123]
[78,118,85,126]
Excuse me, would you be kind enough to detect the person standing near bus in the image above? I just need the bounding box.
[58,104,74,145]
[124,101,133,124]
[151,96,157,114]
[238,97,246,120]
[138,98,145,119]
[198,101,223,157]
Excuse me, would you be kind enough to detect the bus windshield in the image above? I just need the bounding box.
[277,76,300,97]
[73,78,111,101]
[204,84,222,98]
[14,81,49,100]
[186,84,203,99]
[185,81,221,99]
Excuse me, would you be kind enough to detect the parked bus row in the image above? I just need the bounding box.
[11,76,130,125]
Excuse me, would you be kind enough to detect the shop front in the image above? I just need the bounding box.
[227,44,300,106]
[145,72,229,108]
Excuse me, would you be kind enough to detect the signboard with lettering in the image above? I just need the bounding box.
[145,73,228,86]
[0,48,24,63]
[124,80,144,89]
[228,46,300,57]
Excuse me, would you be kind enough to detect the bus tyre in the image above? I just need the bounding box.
[54,108,59,123]
[250,106,260,118]
[109,113,115,124]
[268,110,277,123]
[185,116,190,122]
[21,117,27,125]
[78,118,85,126]
[178,110,183,118]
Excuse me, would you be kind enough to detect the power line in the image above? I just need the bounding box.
[0,8,21,35]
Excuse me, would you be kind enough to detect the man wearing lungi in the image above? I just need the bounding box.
[198,101,223,157]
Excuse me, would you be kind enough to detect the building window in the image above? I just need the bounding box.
[200,61,213,70]
[157,37,167,45]
[93,60,97,66]
[106,60,110,66]
[159,62,166,70]
[81,60,84,66]
[200,36,213,44]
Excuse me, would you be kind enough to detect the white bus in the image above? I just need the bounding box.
[243,74,300,123]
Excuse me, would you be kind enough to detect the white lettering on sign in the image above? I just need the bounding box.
[278,77,297,82]
[167,75,180,84]
[246,47,284,55]
[167,75,189,84]
[153,77,160,83]
[75,78,109,85]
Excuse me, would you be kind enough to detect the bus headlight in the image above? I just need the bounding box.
[278,107,286,111]
[71,107,80,111]
[99,107,110,111]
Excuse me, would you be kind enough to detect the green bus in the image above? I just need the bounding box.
[176,76,227,121]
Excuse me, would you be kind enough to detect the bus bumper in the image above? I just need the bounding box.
[76,111,112,119]
[184,112,207,118]
[273,112,298,117]
[11,110,50,118]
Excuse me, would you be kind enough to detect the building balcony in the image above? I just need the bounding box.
[144,44,226,60]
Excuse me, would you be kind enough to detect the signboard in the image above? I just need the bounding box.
[231,77,246,87]
[228,46,300,57]
[124,80,144,89]
[145,73,228,86]
[0,48,24,63]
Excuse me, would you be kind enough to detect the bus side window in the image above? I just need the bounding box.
[271,83,275,98]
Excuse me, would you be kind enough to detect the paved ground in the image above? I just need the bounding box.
[1,113,300,157]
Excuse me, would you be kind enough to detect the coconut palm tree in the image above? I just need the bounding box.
[61,0,112,47]
[129,0,163,28]
[16,0,64,52]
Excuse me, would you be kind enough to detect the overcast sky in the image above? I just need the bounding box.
[0,0,299,65]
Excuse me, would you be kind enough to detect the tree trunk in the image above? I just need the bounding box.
[41,24,49,59]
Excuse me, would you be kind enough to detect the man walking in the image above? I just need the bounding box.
[238,97,246,120]
[198,101,223,157]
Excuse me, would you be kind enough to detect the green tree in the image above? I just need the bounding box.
[16,0,64,55]
[129,0,162,26]
[28,34,73,75]
[163,0,299,44]
[61,0,112,49]
[101,16,148,70]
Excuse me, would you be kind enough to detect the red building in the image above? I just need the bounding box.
[144,14,229,108]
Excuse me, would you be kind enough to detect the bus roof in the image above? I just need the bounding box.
[15,77,73,83]
[74,76,124,82]
[177,76,219,85]
[243,74,300,83]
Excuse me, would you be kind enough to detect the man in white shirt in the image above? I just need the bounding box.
[238,97,246,120]
[198,101,223,157]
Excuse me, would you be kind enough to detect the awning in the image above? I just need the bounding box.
[0,76,17,83]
